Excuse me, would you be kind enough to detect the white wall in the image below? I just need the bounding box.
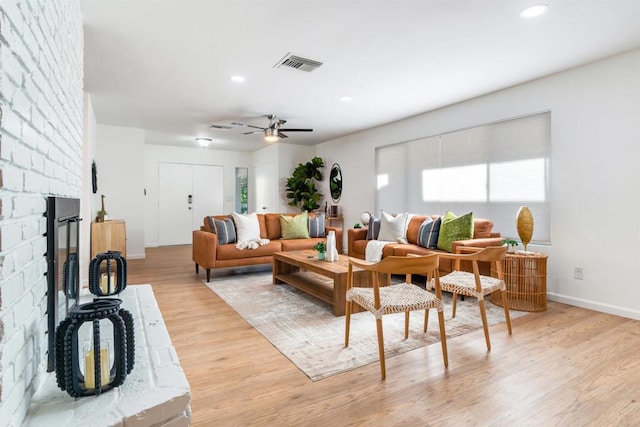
[81,94,97,286]
[0,1,84,424]
[316,48,640,319]
[95,124,146,258]
[143,144,252,246]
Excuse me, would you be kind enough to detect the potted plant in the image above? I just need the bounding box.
[312,242,326,260]
[501,239,519,253]
[353,223,362,229]
[285,157,325,212]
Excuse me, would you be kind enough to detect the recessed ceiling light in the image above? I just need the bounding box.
[520,4,548,18]
[196,137,212,147]
[340,96,352,102]
[230,75,245,82]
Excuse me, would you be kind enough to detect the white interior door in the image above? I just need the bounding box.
[158,163,193,245]
[254,161,277,213]
[158,163,224,245]
[192,164,224,230]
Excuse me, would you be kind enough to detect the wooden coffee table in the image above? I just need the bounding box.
[273,250,389,316]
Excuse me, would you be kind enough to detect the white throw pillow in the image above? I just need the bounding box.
[231,212,261,242]
[377,211,409,242]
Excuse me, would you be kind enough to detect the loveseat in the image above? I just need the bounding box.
[348,213,502,275]
[193,213,343,281]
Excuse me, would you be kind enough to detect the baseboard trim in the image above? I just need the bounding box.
[548,292,640,320]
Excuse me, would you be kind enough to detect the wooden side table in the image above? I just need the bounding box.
[91,220,127,259]
[491,252,548,312]
[326,215,343,229]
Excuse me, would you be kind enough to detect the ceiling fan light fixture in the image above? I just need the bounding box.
[264,128,280,142]
[196,137,212,147]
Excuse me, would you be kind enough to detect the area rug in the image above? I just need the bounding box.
[204,273,523,381]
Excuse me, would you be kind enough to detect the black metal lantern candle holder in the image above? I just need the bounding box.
[54,298,135,397]
[89,251,127,296]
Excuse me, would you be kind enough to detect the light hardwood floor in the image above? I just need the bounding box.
[127,245,640,426]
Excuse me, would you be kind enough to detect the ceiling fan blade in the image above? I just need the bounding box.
[278,128,313,132]
[232,122,265,130]
[277,131,288,139]
[242,130,263,135]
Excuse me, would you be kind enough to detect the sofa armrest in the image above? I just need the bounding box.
[192,230,219,269]
[347,228,367,256]
[450,237,504,254]
[326,226,344,253]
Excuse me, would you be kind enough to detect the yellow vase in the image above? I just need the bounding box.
[516,206,534,252]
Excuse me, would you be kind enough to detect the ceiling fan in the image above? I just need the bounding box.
[226,115,313,142]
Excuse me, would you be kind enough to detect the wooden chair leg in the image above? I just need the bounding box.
[452,292,458,318]
[404,311,410,339]
[345,301,352,347]
[501,291,513,334]
[478,299,491,351]
[376,318,386,380]
[423,309,430,333]
[437,310,448,368]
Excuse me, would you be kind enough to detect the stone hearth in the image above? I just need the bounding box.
[25,285,191,426]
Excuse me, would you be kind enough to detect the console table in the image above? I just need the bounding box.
[491,252,548,312]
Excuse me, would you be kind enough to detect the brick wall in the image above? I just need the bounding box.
[0,1,83,425]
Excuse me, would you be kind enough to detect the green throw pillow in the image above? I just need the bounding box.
[437,211,474,252]
[280,212,310,239]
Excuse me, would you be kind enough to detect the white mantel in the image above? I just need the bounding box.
[25,285,191,426]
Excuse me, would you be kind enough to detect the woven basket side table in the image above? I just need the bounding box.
[491,252,548,312]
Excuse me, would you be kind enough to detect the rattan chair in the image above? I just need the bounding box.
[346,254,448,380]
[434,246,512,351]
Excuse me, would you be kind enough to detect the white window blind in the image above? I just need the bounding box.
[375,112,551,243]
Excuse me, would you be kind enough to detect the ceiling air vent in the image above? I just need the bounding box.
[274,53,323,72]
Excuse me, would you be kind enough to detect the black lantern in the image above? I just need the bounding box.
[89,251,127,296]
[54,298,135,397]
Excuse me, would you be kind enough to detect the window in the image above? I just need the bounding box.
[235,167,248,214]
[375,112,550,243]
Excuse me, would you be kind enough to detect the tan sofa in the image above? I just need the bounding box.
[348,214,502,275]
[193,213,343,281]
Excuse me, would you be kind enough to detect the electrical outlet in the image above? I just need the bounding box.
[574,267,584,280]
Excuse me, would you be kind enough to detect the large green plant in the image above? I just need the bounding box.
[285,156,325,212]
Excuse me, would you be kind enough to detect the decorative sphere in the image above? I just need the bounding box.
[360,211,371,227]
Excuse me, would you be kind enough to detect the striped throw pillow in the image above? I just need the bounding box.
[417,217,441,249]
[212,217,237,245]
[366,215,381,240]
[308,214,326,238]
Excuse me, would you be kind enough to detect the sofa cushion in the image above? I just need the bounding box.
[211,217,237,245]
[378,211,409,242]
[279,212,310,239]
[417,217,441,249]
[473,218,494,238]
[216,240,282,260]
[437,211,474,252]
[391,243,432,256]
[366,215,381,240]
[280,237,325,252]
[264,213,295,240]
[308,213,326,238]
[231,212,261,242]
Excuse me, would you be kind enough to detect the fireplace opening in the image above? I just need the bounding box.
[46,196,81,372]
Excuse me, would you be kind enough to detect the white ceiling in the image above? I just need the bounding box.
[81,1,640,152]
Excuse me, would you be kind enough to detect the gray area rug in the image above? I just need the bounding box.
[205,272,523,381]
